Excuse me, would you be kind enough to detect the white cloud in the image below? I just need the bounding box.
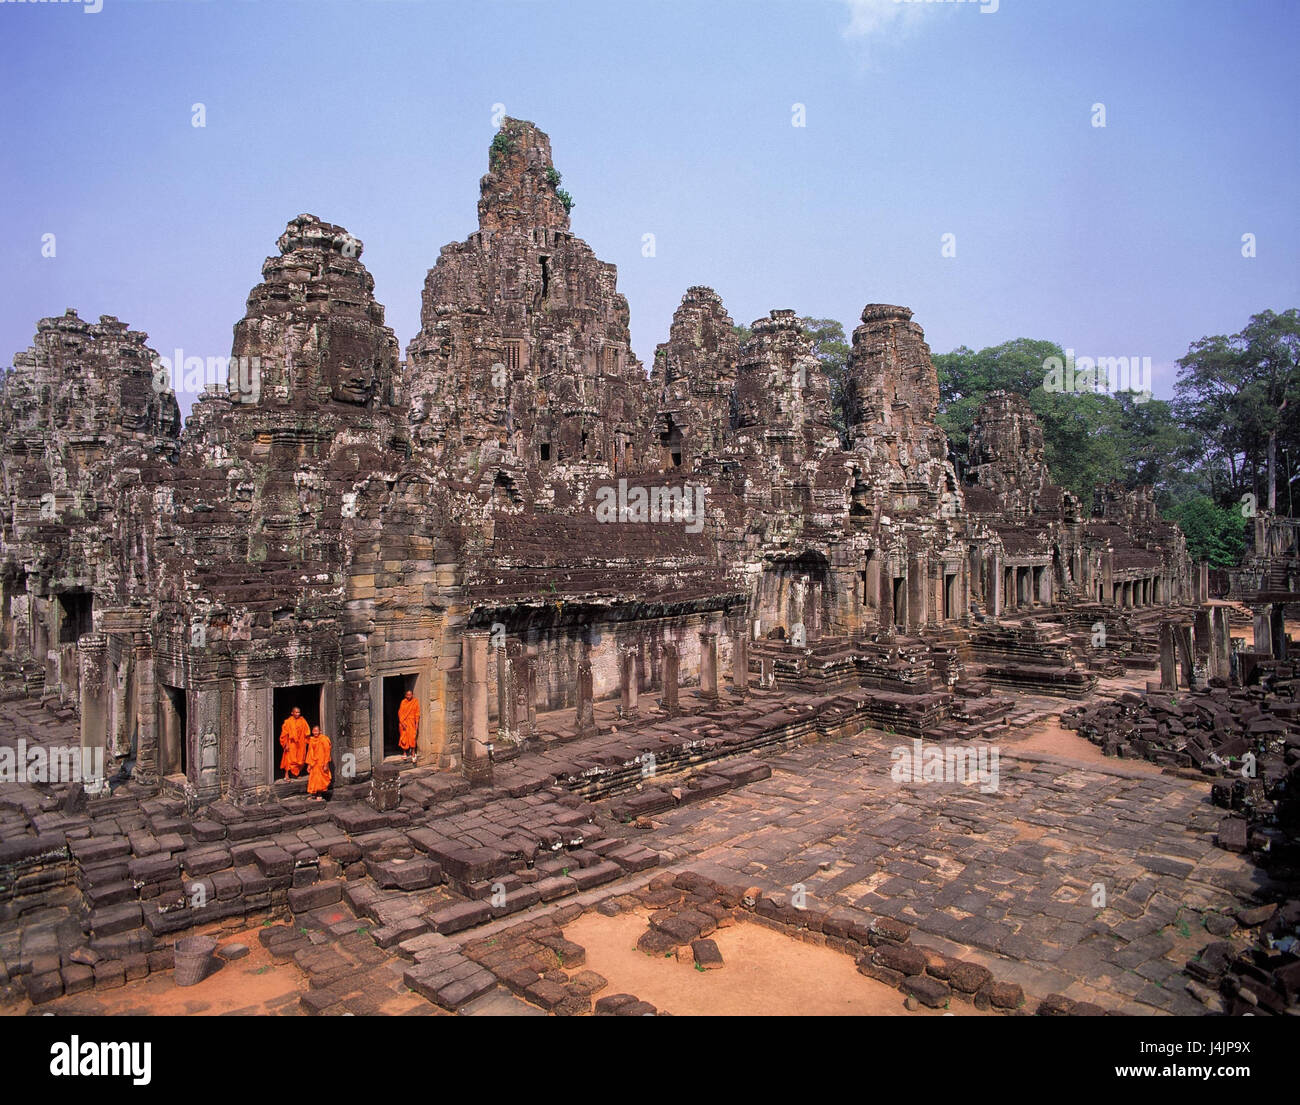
[841,0,927,45]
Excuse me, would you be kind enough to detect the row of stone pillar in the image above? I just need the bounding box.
[1115,577,1161,608]
[1159,607,1233,689]
[495,642,538,743]
[580,628,750,726]
[462,625,753,778]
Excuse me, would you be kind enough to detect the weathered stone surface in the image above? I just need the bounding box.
[902,974,950,1008]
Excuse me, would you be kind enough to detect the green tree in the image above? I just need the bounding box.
[1174,309,1299,515]
[800,317,851,444]
[1162,496,1248,567]
[934,339,1064,458]
[934,340,1198,505]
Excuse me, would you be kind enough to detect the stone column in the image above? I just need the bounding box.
[515,652,536,740]
[496,640,518,742]
[132,631,159,787]
[908,554,927,634]
[232,653,270,798]
[1102,551,1114,606]
[619,647,639,719]
[461,630,493,785]
[191,678,223,791]
[879,566,895,638]
[1211,607,1232,681]
[1159,621,1177,690]
[699,629,718,700]
[660,641,679,715]
[989,552,1003,617]
[78,635,108,794]
[1197,561,1210,604]
[1252,608,1272,656]
[575,650,596,735]
[731,618,750,697]
[790,577,806,642]
[1175,625,1196,689]
[1194,609,1213,664]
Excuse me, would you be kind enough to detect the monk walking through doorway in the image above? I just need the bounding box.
[398,689,420,763]
[306,725,332,801]
[279,706,309,778]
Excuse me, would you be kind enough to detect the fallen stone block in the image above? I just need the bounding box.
[369,856,441,891]
[874,943,926,976]
[428,900,492,935]
[948,961,993,994]
[903,974,950,1009]
[692,938,724,970]
[252,845,294,878]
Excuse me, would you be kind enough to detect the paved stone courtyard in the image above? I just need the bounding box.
[3,680,1275,1017]
[635,727,1260,1015]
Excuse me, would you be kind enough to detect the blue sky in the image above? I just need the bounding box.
[2,0,1296,419]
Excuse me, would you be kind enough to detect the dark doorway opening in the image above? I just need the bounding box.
[272,683,322,780]
[892,576,906,631]
[383,674,418,759]
[944,573,956,621]
[159,684,187,777]
[58,591,93,644]
[660,415,684,469]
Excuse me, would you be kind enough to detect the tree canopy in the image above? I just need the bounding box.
[726,309,1297,538]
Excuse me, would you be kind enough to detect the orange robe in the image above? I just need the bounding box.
[398,697,420,751]
[306,733,332,796]
[279,716,310,776]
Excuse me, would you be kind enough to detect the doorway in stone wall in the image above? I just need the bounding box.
[383,673,419,759]
[158,684,187,778]
[272,683,322,780]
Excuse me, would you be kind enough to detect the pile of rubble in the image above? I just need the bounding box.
[1062,672,1300,858]
[1182,900,1300,1016]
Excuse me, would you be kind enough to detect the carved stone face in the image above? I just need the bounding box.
[331,361,377,405]
[325,323,381,405]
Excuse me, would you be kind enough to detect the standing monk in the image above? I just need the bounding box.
[398,689,420,763]
[306,725,332,800]
[279,706,309,778]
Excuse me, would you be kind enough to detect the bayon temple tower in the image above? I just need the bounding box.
[0,119,1194,803]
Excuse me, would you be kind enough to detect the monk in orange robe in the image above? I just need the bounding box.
[398,690,420,762]
[306,726,332,800]
[279,707,309,777]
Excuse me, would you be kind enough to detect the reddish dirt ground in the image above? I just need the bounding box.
[564,910,994,1016]
[1009,717,1165,775]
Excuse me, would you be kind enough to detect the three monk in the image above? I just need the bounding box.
[398,689,420,762]
[279,706,309,778]
[306,725,332,800]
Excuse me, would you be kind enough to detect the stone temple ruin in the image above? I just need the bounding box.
[4,119,1300,1019]
[0,118,1202,802]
